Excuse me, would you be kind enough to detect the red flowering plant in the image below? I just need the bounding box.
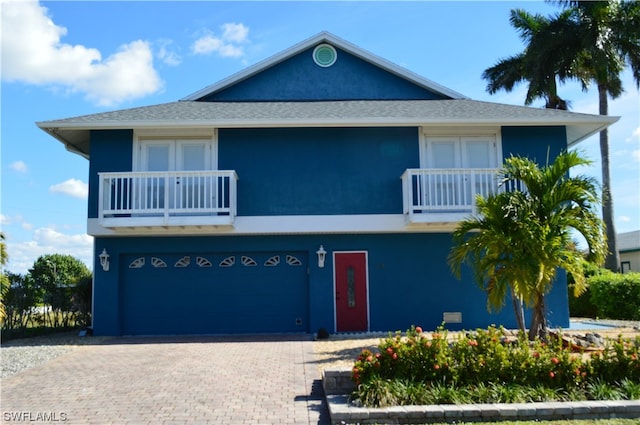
[352,325,640,405]
[589,335,640,383]
[351,326,453,385]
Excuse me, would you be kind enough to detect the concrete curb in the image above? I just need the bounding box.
[323,370,640,424]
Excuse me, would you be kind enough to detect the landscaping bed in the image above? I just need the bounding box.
[315,324,640,424]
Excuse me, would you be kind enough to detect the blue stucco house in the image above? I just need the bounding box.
[37,32,617,336]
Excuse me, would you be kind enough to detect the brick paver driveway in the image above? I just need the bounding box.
[1,335,330,425]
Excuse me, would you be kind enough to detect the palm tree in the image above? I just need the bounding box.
[557,0,640,271]
[483,1,640,271]
[482,8,579,110]
[449,151,606,340]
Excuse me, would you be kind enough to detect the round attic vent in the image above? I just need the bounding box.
[313,44,337,67]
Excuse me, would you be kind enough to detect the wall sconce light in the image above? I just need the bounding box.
[99,249,110,272]
[316,245,327,268]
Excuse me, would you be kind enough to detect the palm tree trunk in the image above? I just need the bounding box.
[511,288,526,332]
[598,83,621,272]
[528,292,548,341]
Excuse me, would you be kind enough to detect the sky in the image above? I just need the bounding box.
[1,0,638,275]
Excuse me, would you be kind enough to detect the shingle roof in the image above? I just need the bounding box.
[619,230,640,252]
[37,99,618,158]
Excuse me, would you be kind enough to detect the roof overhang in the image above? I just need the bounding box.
[36,100,619,159]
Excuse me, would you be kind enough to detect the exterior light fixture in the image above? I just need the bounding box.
[99,249,110,272]
[316,245,327,268]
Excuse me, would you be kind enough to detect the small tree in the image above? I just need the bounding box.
[449,150,607,340]
[29,254,91,328]
[2,273,39,336]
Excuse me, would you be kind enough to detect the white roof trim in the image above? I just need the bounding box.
[181,31,468,101]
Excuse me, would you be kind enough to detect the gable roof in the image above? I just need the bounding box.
[181,31,468,102]
[37,99,618,158]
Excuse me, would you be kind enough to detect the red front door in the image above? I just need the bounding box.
[334,252,368,332]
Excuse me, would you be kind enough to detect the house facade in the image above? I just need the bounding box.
[38,33,617,336]
[619,231,640,273]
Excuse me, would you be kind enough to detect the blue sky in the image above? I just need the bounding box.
[1,1,638,274]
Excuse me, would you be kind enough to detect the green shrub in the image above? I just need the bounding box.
[351,326,640,407]
[589,271,640,320]
[568,262,605,318]
[569,286,598,317]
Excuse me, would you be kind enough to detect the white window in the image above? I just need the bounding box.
[421,134,499,169]
[136,139,215,172]
[132,131,217,211]
[417,130,501,210]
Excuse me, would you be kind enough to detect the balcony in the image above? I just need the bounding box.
[401,168,502,224]
[98,171,238,228]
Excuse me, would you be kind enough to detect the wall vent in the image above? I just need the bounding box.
[443,312,462,323]
[313,44,337,67]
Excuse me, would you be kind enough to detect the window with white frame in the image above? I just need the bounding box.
[132,130,218,211]
[420,131,499,169]
[416,129,501,210]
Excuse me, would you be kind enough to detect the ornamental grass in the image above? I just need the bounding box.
[351,326,640,407]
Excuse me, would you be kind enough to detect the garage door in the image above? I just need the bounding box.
[121,252,308,335]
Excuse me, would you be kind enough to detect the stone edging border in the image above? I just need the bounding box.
[323,370,640,424]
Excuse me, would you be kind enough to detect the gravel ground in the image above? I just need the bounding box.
[1,332,112,378]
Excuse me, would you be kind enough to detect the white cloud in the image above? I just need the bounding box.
[49,178,88,199]
[222,23,249,44]
[193,35,224,55]
[157,39,181,66]
[191,22,249,58]
[5,227,93,274]
[0,0,162,106]
[0,214,32,230]
[9,160,28,173]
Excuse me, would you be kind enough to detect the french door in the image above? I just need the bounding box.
[138,139,213,211]
[423,136,498,209]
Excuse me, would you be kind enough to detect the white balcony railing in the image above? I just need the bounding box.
[98,170,238,228]
[401,168,502,223]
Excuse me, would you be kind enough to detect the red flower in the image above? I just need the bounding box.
[551,357,559,365]
[392,353,398,360]
[434,364,440,370]
[468,340,478,347]
[366,355,373,362]
[415,326,423,333]
[532,352,540,359]
[375,353,381,359]
[386,347,394,355]
[549,371,555,378]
